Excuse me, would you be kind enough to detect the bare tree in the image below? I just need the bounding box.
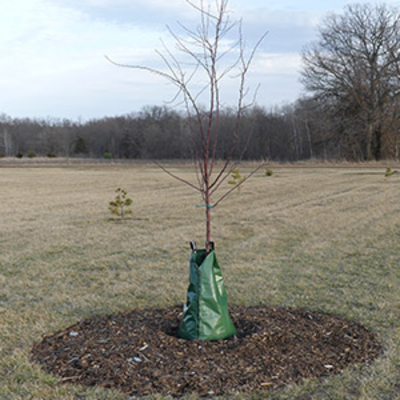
[301,3,400,160]
[107,0,266,253]
[0,114,13,156]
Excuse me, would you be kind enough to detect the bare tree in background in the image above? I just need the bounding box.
[0,114,13,156]
[107,0,267,253]
[301,3,400,160]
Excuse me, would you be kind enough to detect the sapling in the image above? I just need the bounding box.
[265,167,273,177]
[385,167,397,178]
[106,0,267,252]
[107,0,267,341]
[228,168,246,192]
[109,188,133,220]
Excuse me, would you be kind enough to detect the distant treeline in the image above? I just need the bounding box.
[0,100,399,162]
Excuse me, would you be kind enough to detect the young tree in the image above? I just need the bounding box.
[107,0,267,253]
[109,188,133,220]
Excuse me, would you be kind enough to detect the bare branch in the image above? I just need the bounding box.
[212,163,266,208]
[185,0,220,21]
[243,31,269,71]
[166,25,210,74]
[105,55,181,87]
[149,158,203,193]
[107,0,267,248]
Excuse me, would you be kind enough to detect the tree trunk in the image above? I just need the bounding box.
[373,129,382,160]
[205,186,211,253]
[291,116,299,160]
[3,127,12,156]
[365,122,374,160]
[304,116,313,159]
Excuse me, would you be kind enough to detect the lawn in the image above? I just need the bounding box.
[0,163,399,400]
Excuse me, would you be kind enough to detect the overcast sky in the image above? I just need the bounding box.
[1,0,398,121]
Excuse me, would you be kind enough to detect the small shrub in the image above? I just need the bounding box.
[16,152,23,158]
[103,152,112,159]
[385,167,397,178]
[47,152,57,158]
[109,188,133,220]
[0,152,5,158]
[228,168,245,192]
[27,150,37,158]
[265,167,273,177]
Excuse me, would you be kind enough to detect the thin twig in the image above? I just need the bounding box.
[185,0,220,21]
[212,163,266,208]
[150,159,203,193]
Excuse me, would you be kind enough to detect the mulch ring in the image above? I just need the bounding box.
[31,306,381,397]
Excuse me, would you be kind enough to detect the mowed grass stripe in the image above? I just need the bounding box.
[0,165,399,400]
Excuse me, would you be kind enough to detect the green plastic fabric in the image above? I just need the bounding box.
[178,249,237,340]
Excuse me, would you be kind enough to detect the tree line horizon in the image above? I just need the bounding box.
[1,2,399,162]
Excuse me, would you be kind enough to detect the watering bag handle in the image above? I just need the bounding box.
[189,241,214,252]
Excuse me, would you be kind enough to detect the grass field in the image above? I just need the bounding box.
[0,164,399,400]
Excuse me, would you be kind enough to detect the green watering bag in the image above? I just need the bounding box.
[178,247,237,340]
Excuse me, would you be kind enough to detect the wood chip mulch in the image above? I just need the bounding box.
[31,306,381,397]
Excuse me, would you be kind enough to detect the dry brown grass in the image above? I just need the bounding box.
[0,164,399,399]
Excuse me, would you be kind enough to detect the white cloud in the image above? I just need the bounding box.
[251,53,302,75]
[0,0,173,118]
[0,0,325,119]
